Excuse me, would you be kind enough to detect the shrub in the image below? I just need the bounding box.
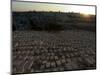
[44,22,64,31]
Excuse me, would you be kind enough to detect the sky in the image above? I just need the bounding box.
[12,1,96,15]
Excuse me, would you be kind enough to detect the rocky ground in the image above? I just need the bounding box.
[12,30,96,74]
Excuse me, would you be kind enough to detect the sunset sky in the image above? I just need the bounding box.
[12,1,96,15]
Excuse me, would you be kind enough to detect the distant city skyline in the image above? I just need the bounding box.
[12,1,96,15]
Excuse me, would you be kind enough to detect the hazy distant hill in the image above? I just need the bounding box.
[12,11,96,32]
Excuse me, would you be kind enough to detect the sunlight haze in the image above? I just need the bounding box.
[12,1,95,15]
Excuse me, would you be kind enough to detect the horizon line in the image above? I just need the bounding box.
[12,10,96,15]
